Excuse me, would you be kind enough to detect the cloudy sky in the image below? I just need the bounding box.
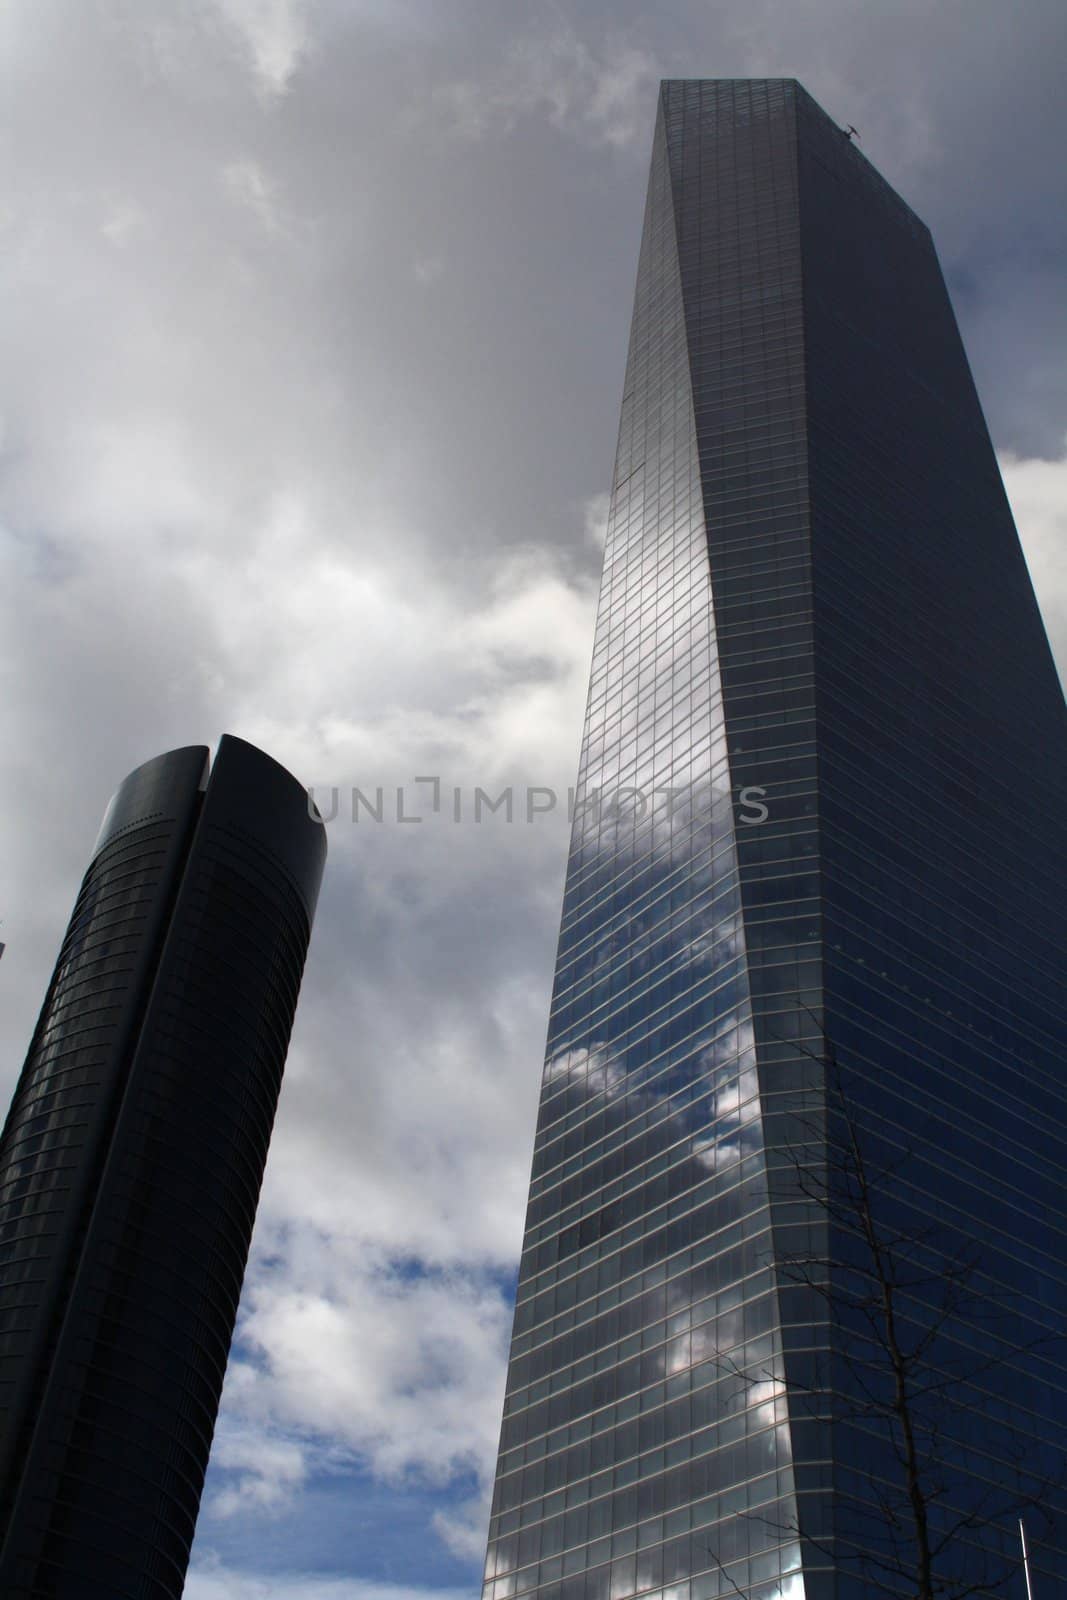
[1,2,1065,1597]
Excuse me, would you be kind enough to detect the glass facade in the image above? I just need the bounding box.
[0,737,327,1599]
[484,81,1067,1600]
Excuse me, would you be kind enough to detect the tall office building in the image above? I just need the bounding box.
[484,81,1067,1600]
[0,736,326,1598]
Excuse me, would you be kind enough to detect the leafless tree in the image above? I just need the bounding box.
[702,1012,1062,1600]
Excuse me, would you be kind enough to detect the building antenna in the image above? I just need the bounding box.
[1020,1518,1035,1600]
[844,124,861,141]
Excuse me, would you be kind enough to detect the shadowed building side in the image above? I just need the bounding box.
[0,735,326,1599]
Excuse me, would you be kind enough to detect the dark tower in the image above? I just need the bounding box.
[0,735,326,1598]
[483,82,1067,1600]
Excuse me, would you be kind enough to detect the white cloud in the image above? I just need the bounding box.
[216,1243,511,1504]
[436,25,661,149]
[223,157,286,232]
[1000,439,1067,681]
[209,1426,308,1517]
[210,0,315,99]
[0,434,594,1262]
[583,491,610,552]
[432,1489,494,1564]
[100,200,147,245]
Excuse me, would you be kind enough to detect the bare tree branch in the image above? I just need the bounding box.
[700,1007,1064,1598]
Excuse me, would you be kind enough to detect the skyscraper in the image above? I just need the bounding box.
[0,735,326,1598]
[484,81,1067,1600]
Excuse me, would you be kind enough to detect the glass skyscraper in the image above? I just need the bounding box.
[0,736,326,1599]
[483,81,1067,1600]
